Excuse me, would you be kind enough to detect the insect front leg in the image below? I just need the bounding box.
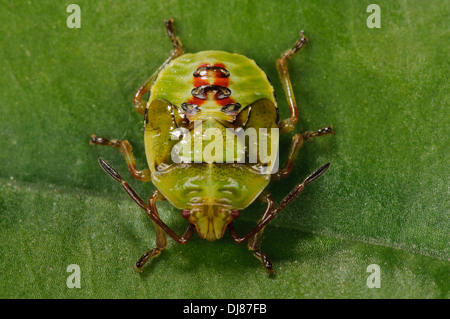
[136,222,195,272]
[97,159,196,272]
[246,192,276,274]
[272,126,334,180]
[133,18,184,116]
[135,190,195,271]
[135,191,195,271]
[89,135,152,182]
[277,30,308,135]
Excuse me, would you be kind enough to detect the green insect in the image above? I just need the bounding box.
[90,19,333,274]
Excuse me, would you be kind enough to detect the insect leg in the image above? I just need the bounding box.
[134,190,168,271]
[133,19,184,116]
[98,158,195,246]
[246,192,276,274]
[90,135,151,182]
[276,30,308,135]
[136,224,195,272]
[272,126,334,180]
[135,191,195,271]
[228,163,330,244]
[164,18,183,55]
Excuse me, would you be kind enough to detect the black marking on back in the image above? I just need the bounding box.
[193,66,230,78]
[191,85,231,100]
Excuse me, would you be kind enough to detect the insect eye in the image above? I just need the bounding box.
[221,103,241,115]
[181,210,191,219]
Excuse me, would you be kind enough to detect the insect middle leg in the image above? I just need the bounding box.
[272,126,334,180]
[133,19,184,116]
[89,135,151,182]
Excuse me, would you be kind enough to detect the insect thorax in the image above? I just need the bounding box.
[149,50,276,124]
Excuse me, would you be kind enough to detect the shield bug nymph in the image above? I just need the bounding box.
[90,19,334,274]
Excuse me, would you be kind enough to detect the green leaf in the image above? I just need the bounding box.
[0,0,448,298]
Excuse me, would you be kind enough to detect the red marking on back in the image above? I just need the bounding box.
[216,97,235,107]
[193,77,210,88]
[212,63,230,88]
[193,63,210,91]
[213,77,229,87]
[198,63,210,69]
[213,63,226,69]
[190,62,234,106]
[187,96,206,106]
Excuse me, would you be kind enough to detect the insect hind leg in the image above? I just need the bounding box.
[89,135,152,182]
[247,192,276,275]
